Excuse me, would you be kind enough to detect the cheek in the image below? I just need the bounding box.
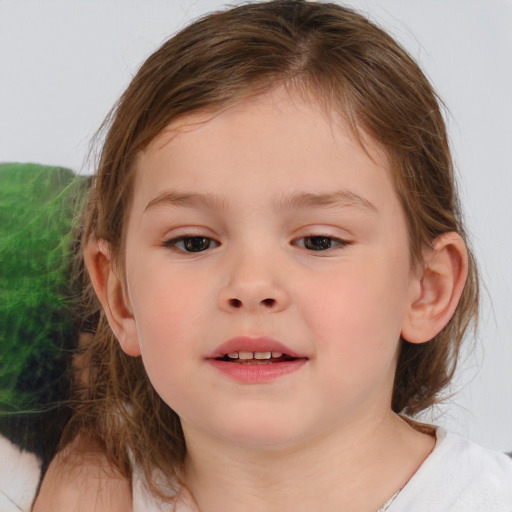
[133,296,205,360]
[128,257,211,338]
[298,266,408,412]
[302,256,410,365]
[125,266,212,402]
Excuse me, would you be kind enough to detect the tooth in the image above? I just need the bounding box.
[227,352,239,359]
[238,351,254,360]
[254,351,271,360]
[271,352,283,358]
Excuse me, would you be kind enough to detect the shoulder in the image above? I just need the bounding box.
[0,434,41,512]
[390,428,512,512]
[435,429,512,486]
[32,435,133,512]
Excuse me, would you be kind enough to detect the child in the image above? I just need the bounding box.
[34,1,512,510]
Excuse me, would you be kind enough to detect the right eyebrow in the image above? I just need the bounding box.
[143,191,229,213]
[272,190,378,213]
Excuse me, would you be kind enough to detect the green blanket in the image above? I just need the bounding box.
[0,162,87,469]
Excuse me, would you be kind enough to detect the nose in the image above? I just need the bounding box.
[217,250,291,313]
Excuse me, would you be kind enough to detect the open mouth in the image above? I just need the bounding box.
[215,351,298,364]
[208,339,307,382]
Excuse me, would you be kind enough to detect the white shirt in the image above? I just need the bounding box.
[386,428,512,511]
[0,435,41,512]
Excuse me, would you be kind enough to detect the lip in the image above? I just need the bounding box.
[206,336,305,360]
[205,336,308,384]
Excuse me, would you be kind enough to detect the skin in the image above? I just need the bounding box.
[122,90,423,454]
[35,87,468,511]
[32,435,132,511]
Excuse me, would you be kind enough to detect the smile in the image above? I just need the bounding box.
[207,336,308,382]
[216,351,296,364]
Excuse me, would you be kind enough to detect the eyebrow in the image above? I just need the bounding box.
[272,190,377,213]
[144,191,229,212]
[144,189,376,213]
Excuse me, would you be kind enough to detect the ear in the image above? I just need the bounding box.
[401,232,469,344]
[84,239,141,356]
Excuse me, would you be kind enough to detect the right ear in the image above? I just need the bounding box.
[84,239,141,357]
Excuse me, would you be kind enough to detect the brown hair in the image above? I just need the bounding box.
[68,0,478,501]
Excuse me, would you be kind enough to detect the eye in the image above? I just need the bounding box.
[295,235,348,251]
[165,236,219,253]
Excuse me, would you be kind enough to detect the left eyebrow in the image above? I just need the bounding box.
[272,190,377,213]
[144,191,229,213]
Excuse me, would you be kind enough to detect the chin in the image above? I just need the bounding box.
[210,413,316,453]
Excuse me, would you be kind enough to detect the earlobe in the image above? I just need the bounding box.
[84,239,141,357]
[401,232,469,344]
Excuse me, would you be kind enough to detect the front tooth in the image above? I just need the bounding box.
[271,352,283,358]
[227,352,239,359]
[254,351,271,360]
[238,351,254,360]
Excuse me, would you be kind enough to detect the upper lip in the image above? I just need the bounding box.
[206,336,307,359]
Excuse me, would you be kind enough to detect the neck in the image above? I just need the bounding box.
[181,413,435,512]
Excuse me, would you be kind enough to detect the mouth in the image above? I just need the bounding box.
[207,336,306,362]
[206,336,307,382]
[215,351,298,364]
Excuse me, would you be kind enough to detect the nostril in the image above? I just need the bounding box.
[229,298,242,308]
[261,298,276,308]
[226,298,276,309]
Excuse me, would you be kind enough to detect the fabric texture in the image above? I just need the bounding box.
[0,434,41,512]
[386,428,512,512]
[0,163,86,467]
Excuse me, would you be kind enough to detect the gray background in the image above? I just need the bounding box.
[1,0,510,451]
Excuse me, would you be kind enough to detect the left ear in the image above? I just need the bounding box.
[401,232,469,344]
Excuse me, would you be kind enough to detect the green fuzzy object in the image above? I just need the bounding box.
[0,162,87,466]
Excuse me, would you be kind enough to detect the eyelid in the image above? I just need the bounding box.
[291,232,353,252]
[160,225,218,243]
[162,234,220,253]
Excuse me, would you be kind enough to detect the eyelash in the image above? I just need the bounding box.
[163,235,220,253]
[163,234,350,253]
[293,235,350,252]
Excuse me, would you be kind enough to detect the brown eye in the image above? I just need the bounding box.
[294,235,348,252]
[304,236,334,251]
[166,236,218,252]
[184,237,211,252]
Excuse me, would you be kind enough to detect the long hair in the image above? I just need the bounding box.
[66,0,478,501]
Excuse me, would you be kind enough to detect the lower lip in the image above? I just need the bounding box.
[207,359,307,383]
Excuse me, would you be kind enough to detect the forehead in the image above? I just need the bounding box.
[129,88,400,224]
[150,85,381,153]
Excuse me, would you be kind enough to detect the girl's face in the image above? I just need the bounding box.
[121,87,421,450]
